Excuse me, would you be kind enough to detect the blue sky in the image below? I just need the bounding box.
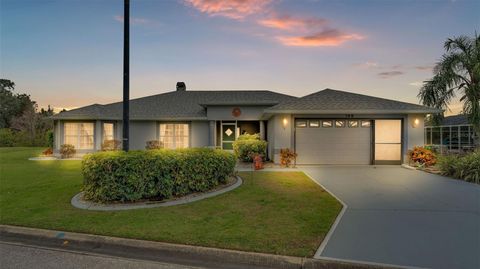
[1,0,479,114]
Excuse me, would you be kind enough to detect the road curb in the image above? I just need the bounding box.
[0,225,389,269]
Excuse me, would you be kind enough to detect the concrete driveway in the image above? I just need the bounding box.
[300,166,480,269]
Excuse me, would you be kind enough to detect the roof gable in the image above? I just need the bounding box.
[265,89,441,114]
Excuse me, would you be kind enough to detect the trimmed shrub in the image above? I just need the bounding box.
[408,146,436,167]
[146,140,163,150]
[437,151,480,184]
[101,139,121,151]
[60,144,76,158]
[280,148,297,167]
[233,133,267,162]
[81,148,236,202]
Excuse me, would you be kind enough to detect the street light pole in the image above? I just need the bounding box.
[122,0,130,151]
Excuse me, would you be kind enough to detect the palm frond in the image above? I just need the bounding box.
[420,33,480,132]
[444,35,473,55]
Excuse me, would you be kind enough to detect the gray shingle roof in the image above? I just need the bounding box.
[265,89,441,114]
[52,90,297,120]
[425,114,470,126]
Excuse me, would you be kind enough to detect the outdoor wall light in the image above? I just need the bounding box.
[412,118,420,128]
[282,117,288,129]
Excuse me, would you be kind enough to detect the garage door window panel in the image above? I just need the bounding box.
[361,120,371,128]
[309,120,320,128]
[322,120,333,128]
[348,120,358,128]
[296,120,307,128]
[335,120,345,128]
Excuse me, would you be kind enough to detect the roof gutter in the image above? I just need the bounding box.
[50,116,209,121]
[263,109,443,114]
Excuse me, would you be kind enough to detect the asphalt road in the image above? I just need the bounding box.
[0,242,206,269]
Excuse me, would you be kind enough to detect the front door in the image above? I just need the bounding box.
[222,123,236,150]
[374,119,402,164]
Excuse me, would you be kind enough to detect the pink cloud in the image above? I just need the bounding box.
[277,29,364,47]
[183,0,272,19]
[258,14,328,31]
[182,1,364,48]
[114,15,148,24]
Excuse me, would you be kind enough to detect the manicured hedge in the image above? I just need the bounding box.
[81,148,236,202]
[233,133,267,162]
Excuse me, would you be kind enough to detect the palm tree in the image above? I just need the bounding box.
[418,34,480,137]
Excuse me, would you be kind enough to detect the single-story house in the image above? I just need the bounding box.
[51,83,441,165]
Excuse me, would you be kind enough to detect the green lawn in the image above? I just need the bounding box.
[0,147,341,257]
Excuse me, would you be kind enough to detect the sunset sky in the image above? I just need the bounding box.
[1,0,479,114]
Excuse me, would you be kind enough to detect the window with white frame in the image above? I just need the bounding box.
[103,123,115,142]
[159,123,189,149]
[64,122,94,149]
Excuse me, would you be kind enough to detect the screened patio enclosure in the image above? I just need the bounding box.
[424,124,477,152]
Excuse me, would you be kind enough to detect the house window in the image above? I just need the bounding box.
[309,120,320,128]
[296,120,307,128]
[348,120,358,128]
[64,122,94,149]
[103,123,115,142]
[159,123,189,149]
[322,120,333,128]
[361,120,371,128]
[335,120,345,128]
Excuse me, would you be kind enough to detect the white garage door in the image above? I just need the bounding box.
[295,119,372,165]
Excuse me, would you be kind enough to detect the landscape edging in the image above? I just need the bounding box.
[71,176,243,211]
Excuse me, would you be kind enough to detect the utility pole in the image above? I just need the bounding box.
[122,0,130,151]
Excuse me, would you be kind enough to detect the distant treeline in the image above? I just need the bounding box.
[0,79,56,147]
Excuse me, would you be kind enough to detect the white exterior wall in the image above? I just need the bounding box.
[403,114,425,163]
[271,114,293,163]
[191,121,209,147]
[206,106,269,121]
[117,121,157,150]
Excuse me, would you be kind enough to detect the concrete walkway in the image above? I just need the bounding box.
[300,166,480,269]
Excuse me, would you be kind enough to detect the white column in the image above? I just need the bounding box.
[259,120,265,140]
[95,120,102,150]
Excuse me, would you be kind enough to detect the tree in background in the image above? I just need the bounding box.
[0,79,34,128]
[0,79,54,146]
[418,34,480,136]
